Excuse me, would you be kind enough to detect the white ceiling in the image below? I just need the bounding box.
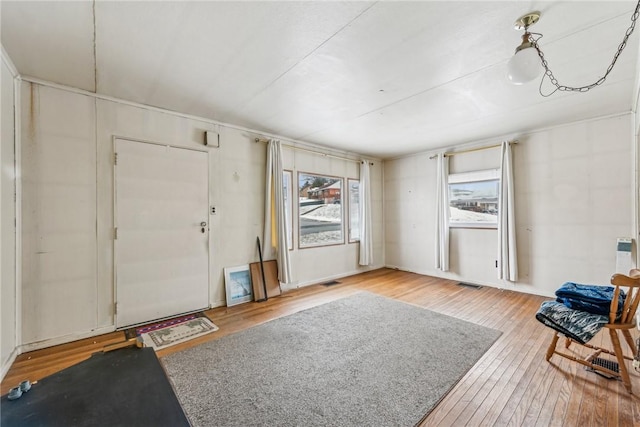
[2,1,639,158]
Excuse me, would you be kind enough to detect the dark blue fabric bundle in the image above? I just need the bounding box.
[555,282,625,316]
[535,300,608,344]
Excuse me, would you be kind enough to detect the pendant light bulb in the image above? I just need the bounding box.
[507,46,541,84]
[507,12,542,85]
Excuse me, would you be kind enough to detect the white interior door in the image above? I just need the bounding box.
[115,139,209,328]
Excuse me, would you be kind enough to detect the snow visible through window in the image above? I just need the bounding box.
[448,169,499,228]
[298,173,344,247]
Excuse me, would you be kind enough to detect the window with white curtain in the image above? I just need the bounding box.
[448,169,499,228]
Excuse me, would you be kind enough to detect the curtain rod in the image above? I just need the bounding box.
[429,140,518,159]
[254,138,372,165]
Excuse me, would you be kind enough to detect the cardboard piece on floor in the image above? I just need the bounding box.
[250,260,280,300]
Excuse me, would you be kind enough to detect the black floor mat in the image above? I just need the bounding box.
[1,347,189,427]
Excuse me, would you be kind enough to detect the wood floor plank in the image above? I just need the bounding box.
[534,338,576,427]
[448,309,545,423]
[473,319,551,426]
[2,268,639,426]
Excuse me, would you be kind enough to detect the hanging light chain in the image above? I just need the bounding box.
[530,0,640,96]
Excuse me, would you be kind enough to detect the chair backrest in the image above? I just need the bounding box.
[609,269,640,325]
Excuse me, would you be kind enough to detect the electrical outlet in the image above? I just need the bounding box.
[211,206,216,215]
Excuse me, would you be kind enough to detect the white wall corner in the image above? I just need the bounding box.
[0,346,19,382]
[1,43,21,381]
[13,76,22,349]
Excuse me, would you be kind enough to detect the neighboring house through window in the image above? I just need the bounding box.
[298,172,344,248]
[448,169,499,228]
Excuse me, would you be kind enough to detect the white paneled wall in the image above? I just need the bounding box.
[1,56,17,375]
[516,115,633,295]
[18,81,384,349]
[384,155,434,273]
[384,114,635,297]
[21,84,97,345]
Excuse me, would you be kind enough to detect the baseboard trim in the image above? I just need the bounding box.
[281,265,385,292]
[20,325,117,353]
[383,264,552,298]
[210,300,226,309]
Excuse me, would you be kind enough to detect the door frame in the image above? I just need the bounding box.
[112,136,211,329]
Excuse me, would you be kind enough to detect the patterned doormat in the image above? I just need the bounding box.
[126,313,219,351]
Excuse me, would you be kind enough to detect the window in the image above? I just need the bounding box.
[448,169,499,228]
[348,179,360,242]
[283,170,293,250]
[298,172,343,248]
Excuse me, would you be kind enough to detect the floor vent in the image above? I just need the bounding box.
[323,280,340,287]
[586,357,620,379]
[457,282,482,289]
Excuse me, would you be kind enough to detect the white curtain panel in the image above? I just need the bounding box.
[263,140,292,284]
[498,141,518,282]
[435,153,450,272]
[358,161,373,266]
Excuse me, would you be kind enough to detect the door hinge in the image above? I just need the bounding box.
[114,227,118,240]
[114,302,118,314]
[114,152,118,166]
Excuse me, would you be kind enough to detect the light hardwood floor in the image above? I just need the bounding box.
[3,268,640,425]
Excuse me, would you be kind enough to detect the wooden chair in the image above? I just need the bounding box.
[545,269,640,393]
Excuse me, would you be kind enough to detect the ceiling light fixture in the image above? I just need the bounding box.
[507,1,640,96]
[506,12,541,85]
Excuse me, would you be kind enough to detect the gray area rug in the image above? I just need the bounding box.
[162,292,502,426]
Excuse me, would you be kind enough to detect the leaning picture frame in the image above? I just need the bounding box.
[224,265,253,306]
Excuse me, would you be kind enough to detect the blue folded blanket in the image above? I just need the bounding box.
[536,301,608,344]
[555,282,625,316]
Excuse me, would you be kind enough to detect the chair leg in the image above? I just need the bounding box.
[546,332,559,361]
[610,329,633,394]
[622,330,637,357]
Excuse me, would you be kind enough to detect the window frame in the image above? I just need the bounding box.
[347,178,360,243]
[448,168,500,229]
[283,169,294,251]
[297,171,345,249]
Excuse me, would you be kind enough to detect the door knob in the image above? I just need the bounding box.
[201,221,207,233]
